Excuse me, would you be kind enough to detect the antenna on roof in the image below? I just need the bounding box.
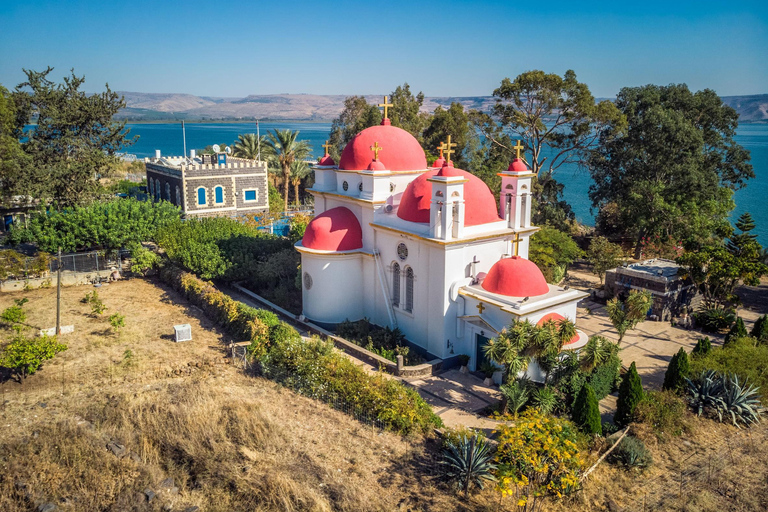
[256,120,260,162]
[182,121,187,158]
[212,144,221,153]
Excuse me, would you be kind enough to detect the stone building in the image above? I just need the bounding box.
[144,151,268,218]
[604,258,699,321]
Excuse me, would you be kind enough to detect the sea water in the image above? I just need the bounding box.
[124,122,768,246]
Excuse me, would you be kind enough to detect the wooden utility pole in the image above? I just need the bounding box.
[56,247,62,335]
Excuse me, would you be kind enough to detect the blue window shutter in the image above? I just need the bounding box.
[197,188,206,205]
[244,190,256,201]
[215,186,224,203]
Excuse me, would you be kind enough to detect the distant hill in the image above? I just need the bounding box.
[115,91,768,122]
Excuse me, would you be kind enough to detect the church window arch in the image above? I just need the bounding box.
[405,266,414,313]
[165,182,171,201]
[176,185,181,206]
[197,187,207,206]
[149,178,154,198]
[214,185,224,204]
[391,262,401,308]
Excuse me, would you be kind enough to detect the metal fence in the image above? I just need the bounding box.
[0,249,130,282]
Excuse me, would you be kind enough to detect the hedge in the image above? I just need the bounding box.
[158,265,442,435]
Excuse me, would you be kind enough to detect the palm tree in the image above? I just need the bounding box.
[607,290,653,346]
[289,160,312,207]
[261,129,312,211]
[232,133,267,160]
[579,335,619,371]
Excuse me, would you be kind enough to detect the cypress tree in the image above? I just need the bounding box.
[573,383,602,435]
[662,347,690,393]
[691,337,712,358]
[724,317,747,346]
[614,362,644,427]
[751,315,768,344]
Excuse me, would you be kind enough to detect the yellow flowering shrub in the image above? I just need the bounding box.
[494,409,585,510]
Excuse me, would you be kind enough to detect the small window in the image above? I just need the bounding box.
[303,272,313,290]
[244,189,257,202]
[149,178,154,197]
[214,185,224,204]
[197,187,207,206]
[397,243,408,261]
[392,263,400,308]
[175,186,181,205]
[358,182,363,192]
[165,182,171,201]
[405,267,414,313]
[342,181,349,191]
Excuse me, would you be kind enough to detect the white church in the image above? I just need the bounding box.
[296,105,589,373]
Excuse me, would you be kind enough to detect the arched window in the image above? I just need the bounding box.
[197,187,207,206]
[175,185,181,206]
[149,178,154,198]
[405,267,414,313]
[391,262,400,308]
[214,185,224,204]
[165,182,171,201]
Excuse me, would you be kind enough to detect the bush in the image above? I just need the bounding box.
[1,298,28,326]
[572,384,602,435]
[691,337,712,358]
[7,198,179,253]
[662,347,690,394]
[751,314,768,343]
[531,386,558,415]
[615,362,644,426]
[0,332,68,381]
[608,435,652,471]
[494,409,585,505]
[441,432,497,496]
[0,249,26,280]
[635,390,689,439]
[129,245,160,275]
[695,307,736,333]
[259,334,442,435]
[724,317,747,346]
[336,318,421,365]
[109,312,125,332]
[690,336,768,402]
[82,291,108,315]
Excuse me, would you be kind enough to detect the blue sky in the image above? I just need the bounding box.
[1,0,766,98]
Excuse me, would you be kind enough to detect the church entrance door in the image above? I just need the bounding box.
[475,333,491,371]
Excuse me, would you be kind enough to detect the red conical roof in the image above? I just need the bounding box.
[481,256,549,297]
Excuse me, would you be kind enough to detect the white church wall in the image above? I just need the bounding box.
[335,171,363,198]
[301,253,364,324]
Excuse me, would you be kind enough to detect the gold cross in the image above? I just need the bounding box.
[378,96,393,119]
[322,140,332,156]
[444,135,457,163]
[513,140,525,160]
[511,232,522,256]
[476,302,486,314]
[436,142,446,159]
[370,141,383,160]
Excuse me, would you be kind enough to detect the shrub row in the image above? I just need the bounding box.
[159,265,442,435]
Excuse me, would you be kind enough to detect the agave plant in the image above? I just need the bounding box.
[500,378,530,416]
[717,374,765,428]
[686,370,724,417]
[441,433,497,496]
[531,386,558,415]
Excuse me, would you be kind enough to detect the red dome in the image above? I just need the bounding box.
[481,256,549,297]
[301,207,363,251]
[339,124,427,171]
[318,155,336,166]
[507,158,529,173]
[432,157,446,168]
[536,312,579,344]
[397,168,503,226]
[367,159,386,171]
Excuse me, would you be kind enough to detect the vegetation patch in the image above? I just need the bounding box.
[336,318,424,365]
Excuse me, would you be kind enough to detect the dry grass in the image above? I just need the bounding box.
[0,279,501,511]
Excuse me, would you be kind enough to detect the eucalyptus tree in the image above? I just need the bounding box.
[261,129,312,211]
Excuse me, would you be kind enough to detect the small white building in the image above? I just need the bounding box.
[296,115,588,373]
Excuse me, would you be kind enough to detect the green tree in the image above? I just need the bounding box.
[327,96,381,159]
[422,102,476,169]
[261,129,312,211]
[615,362,644,427]
[289,160,312,206]
[232,133,267,160]
[387,83,429,140]
[572,383,602,435]
[492,70,625,228]
[751,315,768,344]
[662,347,690,393]
[529,226,584,283]
[12,67,136,206]
[724,317,748,346]
[676,215,766,309]
[0,331,67,381]
[0,85,33,204]
[691,337,712,357]
[606,290,653,346]
[588,84,753,257]
[586,236,624,284]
